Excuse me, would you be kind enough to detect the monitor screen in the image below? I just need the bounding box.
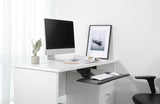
[44,19,75,50]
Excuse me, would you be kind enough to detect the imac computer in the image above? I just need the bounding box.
[44,19,75,60]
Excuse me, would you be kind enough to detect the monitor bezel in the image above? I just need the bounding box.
[44,18,75,57]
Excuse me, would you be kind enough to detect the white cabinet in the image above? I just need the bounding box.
[99,82,115,104]
[66,71,115,104]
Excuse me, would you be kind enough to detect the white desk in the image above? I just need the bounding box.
[13,59,118,104]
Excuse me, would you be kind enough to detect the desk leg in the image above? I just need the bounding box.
[14,68,59,104]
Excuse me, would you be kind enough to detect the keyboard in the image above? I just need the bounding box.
[91,73,113,80]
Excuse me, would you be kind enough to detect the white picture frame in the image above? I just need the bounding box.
[86,25,112,59]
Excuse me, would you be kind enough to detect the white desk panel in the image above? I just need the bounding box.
[14,68,59,104]
[14,59,118,73]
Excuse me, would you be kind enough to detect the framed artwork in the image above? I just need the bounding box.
[86,25,112,59]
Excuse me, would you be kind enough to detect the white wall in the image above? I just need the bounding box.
[51,0,160,104]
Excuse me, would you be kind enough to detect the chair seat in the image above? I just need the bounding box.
[133,93,160,104]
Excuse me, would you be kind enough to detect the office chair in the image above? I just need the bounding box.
[132,76,160,104]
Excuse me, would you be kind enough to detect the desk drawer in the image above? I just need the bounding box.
[99,90,114,104]
[99,81,115,104]
[100,81,115,90]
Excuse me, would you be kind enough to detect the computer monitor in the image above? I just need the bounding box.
[44,19,75,60]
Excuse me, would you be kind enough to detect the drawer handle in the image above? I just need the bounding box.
[105,93,110,96]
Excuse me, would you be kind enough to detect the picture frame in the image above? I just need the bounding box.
[86,25,112,59]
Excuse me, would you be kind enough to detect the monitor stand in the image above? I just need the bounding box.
[48,55,55,60]
[47,55,64,62]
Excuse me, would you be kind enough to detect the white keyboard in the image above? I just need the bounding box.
[91,74,113,80]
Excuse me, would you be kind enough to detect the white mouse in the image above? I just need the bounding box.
[110,72,120,76]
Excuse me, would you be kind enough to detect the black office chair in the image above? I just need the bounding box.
[132,76,160,104]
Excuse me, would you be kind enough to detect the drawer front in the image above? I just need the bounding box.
[99,91,114,104]
[99,81,115,104]
[100,81,115,91]
[99,81,114,97]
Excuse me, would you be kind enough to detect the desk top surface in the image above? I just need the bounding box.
[14,59,118,73]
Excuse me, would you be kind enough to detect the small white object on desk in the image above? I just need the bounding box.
[110,72,120,76]
[64,55,96,64]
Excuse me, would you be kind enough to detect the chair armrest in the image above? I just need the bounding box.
[135,76,156,79]
[135,76,156,94]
